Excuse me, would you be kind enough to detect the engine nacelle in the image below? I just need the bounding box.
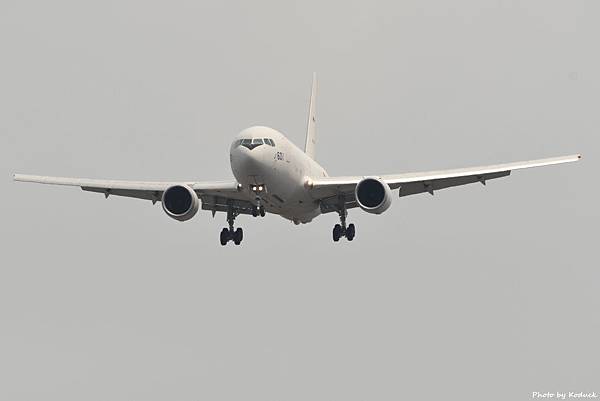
[355,177,392,214]
[161,184,200,221]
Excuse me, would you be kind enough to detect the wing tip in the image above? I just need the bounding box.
[13,173,35,183]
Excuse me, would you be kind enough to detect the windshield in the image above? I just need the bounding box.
[233,137,274,150]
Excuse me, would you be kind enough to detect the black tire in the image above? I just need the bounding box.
[333,224,342,242]
[259,206,265,217]
[347,223,355,241]
[252,207,258,217]
[234,227,243,245]
[220,228,229,246]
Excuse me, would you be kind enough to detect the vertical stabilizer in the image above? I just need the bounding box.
[304,73,318,160]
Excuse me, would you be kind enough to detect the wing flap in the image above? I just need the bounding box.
[81,187,161,201]
[398,170,510,197]
[200,195,256,216]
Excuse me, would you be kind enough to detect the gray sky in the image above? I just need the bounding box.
[1,1,598,400]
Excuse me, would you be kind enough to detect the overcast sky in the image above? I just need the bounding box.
[1,1,598,400]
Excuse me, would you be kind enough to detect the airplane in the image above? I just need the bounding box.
[14,74,581,245]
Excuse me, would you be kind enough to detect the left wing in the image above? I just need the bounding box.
[308,154,581,210]
[13,174,256,214]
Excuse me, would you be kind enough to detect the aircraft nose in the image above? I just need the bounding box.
[232,146,264,175]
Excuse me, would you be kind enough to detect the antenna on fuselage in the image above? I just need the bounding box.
[304,73,318,160]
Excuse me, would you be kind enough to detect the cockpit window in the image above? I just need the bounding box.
[234,137,274,150]
[239,138,263,150]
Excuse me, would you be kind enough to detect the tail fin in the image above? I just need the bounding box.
[304,73,318,160]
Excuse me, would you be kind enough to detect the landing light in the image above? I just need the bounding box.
[258,185,263,191]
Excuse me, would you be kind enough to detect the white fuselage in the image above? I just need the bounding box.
[229,126,328,224]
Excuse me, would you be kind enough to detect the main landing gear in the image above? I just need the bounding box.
[332,206,356,242]
[219,185,267,246]
[220,207,243,246]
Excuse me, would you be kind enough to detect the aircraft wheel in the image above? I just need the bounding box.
[333,224,342,242]
[252,207,258,217]
[346,224,355,241]
[233,228,243,245]
[259,206,266,217]
[220,228,230,246]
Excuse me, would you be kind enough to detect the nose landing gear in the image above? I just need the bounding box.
[251,205,265,217]
[250,184,266,218]
[220,206,244,246]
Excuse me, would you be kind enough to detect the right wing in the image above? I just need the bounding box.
[307,154,581,212]
[385,154,582,196]
[13,174,256,215]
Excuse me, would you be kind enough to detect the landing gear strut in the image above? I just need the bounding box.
[332,203,356,242]
[220,206,243,246]
[251,189,266,217]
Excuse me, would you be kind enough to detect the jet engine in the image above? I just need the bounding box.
[355,177,392,214]
[161,184,200,221]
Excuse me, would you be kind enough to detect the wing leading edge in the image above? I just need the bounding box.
[308,154,581,202]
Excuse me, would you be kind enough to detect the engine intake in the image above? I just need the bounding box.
[355,177,392,214]
[162,184,199,221]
